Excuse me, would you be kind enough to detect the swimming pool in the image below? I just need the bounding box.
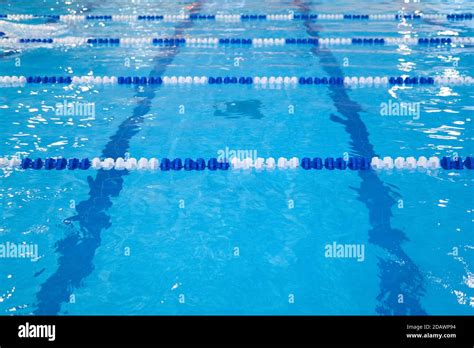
[0,0,473,316]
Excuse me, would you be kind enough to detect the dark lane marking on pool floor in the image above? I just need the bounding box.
[294,0,426,315]
[34,1,205,315]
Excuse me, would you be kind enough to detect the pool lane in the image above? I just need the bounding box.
[294,0,427,315]
[34,1,205,315]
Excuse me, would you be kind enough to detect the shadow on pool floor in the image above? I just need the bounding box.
[214,99,264,119]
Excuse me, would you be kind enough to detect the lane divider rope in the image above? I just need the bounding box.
[1,13,473,22]
[2,37,472,47]
[0,75,472,87]
[1,156,472,171]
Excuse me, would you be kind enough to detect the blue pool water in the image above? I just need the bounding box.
[0,0,473,315]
